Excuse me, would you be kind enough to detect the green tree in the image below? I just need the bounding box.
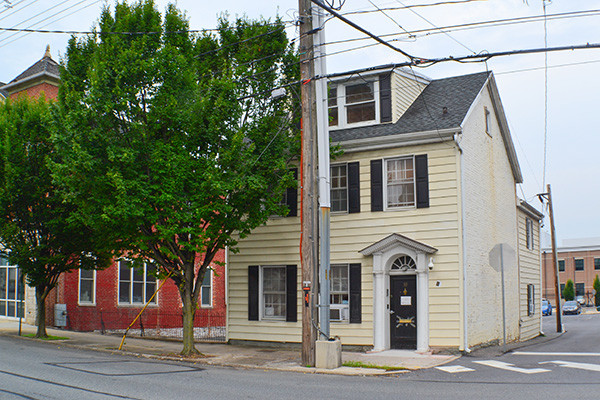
[563,279,575,301]
[593,275,600,307]
[0,97,112,338]
[53,0,299,355]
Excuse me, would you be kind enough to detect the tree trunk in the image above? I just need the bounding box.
[180,283,199,356]
[35,287,49,338]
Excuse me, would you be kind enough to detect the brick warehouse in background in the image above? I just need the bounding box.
[542,238,600,306]
[0,47,227,341]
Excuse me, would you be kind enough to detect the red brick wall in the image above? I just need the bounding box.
[9,82,59,101]
[58,250,227,332]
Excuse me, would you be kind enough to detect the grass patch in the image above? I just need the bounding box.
[342,360,408,371]
[23,334,69,341]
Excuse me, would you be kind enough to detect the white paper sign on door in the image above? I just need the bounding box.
[401,296,412,306]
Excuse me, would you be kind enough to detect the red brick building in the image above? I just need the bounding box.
[541,238,600,306]
[1,47,227,341]
[54,256,227,341]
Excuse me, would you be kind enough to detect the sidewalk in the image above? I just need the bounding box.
[0,319,458,376]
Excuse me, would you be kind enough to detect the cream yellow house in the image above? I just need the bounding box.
[227,68,543,353]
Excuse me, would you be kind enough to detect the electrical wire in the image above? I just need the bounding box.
[542,0,550,191]
[311,0,416,61]
[0,0,39,23]
[0,0,70,39]
[393,0,476,54]
[0,0,102,49]
[340,0,487,16]
[366,0,414,37]
[0,0,97,46]
[320,9,600,49]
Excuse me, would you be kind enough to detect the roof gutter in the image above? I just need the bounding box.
[337,127,458,153]
[1,71,60,93]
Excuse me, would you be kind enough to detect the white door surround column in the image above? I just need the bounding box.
[360,233,437,353]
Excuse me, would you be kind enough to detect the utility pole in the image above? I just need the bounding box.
[541,184,563,332]
[313,2,331,342]
[298,0,318,366]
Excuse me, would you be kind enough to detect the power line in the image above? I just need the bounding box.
[340,0,487,17]
[0,0,70,39]
[393,0,476,54]
[310,0,416,61]
[321,9,600,49]
[0,0,39,23]
[0,0,97,46]
[0,0,102,49]
[366,0,414,37]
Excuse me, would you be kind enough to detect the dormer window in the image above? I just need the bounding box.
[329,80,380,129]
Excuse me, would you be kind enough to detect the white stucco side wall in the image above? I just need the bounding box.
[459,81,520,348]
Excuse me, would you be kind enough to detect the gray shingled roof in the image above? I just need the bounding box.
[330,71,490,143]
[9,53,60,84]
[0,82,6,98]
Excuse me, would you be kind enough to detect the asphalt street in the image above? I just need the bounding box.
[1,313,600,399]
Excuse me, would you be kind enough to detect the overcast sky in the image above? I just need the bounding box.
[1,0,598,244]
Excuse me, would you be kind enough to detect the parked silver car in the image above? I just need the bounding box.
[563,300,582,315]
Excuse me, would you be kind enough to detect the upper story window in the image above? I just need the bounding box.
[595,258,600,270]
[526,218,534,250]
[331,164,348,213]
[385,157,415,209]
[328,80,379,129]
[79,269,95,304]
[485,106,492,135]
[575,259,584,271]
[118,260,158,305]
[558,259,565,272]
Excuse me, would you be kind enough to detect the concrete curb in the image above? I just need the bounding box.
[2,330,445,376]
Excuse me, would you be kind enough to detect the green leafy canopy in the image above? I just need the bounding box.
[54,0,299,354]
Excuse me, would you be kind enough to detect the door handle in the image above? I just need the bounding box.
[389,310,395,314]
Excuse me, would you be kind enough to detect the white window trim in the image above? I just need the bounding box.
[330,264,350,323]
[259,265,286,321]
[78,269,96,306]
[200,268,213,308]
[330,163,349,214]
[526,217,534,250]
[329,80,380,130]
[574,258,585,271]
[383,155,416,211]
[117,260,158,306]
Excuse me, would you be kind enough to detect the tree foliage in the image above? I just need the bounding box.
[0,97,112,337]
[563,279,575,301]
[54,0,299,354]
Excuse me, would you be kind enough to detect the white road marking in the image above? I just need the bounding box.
[541,360,600,372]
[436,365,475,373]
[513,351,600,357]
[473,360,550,374]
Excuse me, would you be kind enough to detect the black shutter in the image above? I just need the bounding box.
[348,162,360,214]
[349,263,362,323]
[248,266,259,321]
[286,265,297,322]
[379,74,392,123]
[286,168,298,217]
[415,154,429,209]
[370,160,383,212]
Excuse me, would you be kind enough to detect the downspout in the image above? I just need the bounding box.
[454,132,471,353]
[225,245,229,342]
